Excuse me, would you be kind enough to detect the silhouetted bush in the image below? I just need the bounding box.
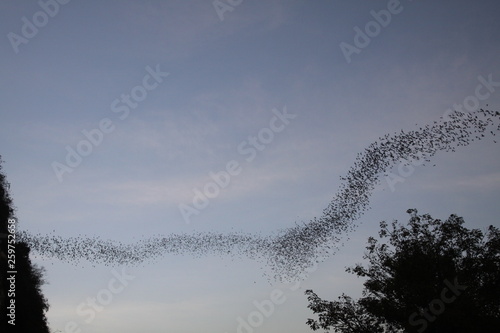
[1,157,50,332]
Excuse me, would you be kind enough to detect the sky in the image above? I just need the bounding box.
[1,0,500,332]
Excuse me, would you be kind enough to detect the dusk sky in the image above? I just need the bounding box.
[1,1,500,332]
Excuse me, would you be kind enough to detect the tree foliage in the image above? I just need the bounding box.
[306,209,500,333]
[305,290,401,333]
[0,156,14,234]
[0,157,51,332]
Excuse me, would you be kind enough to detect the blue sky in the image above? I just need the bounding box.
[1,0,500,332]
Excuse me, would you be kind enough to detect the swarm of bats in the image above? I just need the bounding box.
[18,109,500,281]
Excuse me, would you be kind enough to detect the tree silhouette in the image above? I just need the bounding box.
[305,209,500,333]
[305,291,401,333]
[1,157,50,332]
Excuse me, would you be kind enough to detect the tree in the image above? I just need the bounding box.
[1,157,51,332]
[306,291,401,333]
[305,209,500,333]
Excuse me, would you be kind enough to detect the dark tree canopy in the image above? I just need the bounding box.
[306,209,500,333]
[0,156,14,235]
[0,157,50,332]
